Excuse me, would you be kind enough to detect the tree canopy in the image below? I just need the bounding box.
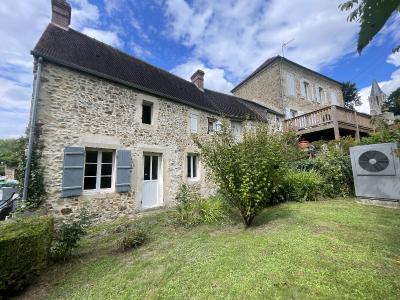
[384,87,400,115]
[342,81,362,110]
[339,0,400,54]
[0,138,23,167]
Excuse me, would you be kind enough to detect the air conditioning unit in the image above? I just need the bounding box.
[350,143,400,200]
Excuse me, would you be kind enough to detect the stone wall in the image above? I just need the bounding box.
[232,59,344,118]
[281,61,344,116]
[232,60,283,113]
[35,63,229,222]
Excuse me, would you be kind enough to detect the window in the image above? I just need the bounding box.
[142,102,153,124]
[231,121,242,141]
[84,149,114,191]
[286,74,295,96]
[301,80,311,100]
[208,118,216,134]
[187,154,199,179]
[317,87,324,103]
[190,113,198,133]
[143,155,158,181]
[275,115,282,130]
[331,92,338,105]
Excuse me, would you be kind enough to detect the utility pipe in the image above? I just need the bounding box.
[22,57,43,201]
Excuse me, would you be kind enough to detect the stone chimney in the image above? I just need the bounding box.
[51,0,71,30]
[191,69,205,91]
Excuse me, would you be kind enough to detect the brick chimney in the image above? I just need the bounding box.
[191,69,205,91]
[51,0,71,30]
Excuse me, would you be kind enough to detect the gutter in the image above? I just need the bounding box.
[22,57,43,201]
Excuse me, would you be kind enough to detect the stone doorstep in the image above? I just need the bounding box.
[358,198,400,209]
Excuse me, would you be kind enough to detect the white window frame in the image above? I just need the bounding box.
[83,149,115,194]
[190,113,198,133]
[187,154,199,181]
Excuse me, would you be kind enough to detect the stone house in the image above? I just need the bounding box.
[29,0,283,220]
[28,0,369,220]
[232,56,344,118]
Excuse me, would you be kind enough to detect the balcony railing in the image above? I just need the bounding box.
[283,105,373,138]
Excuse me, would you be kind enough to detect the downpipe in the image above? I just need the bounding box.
[22,57,43,201]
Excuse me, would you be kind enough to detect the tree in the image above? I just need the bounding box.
[0,138,22,167]
[342,81,362,110]
[339,0,400,54]
[383,87,400,115]
[195,124,290,227]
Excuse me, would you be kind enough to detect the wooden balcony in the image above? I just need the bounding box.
[283,105,373,140]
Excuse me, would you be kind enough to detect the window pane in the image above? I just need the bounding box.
[152,156,158,180]
[144,155,151,180]
[192,156,197,178]
[101,164,112,176]
[187,156,191,178]
[100,176,112,189]
[142,104,152,124]
[84,177,96,190]
[102,152,112,163]
[84,164,97,176]
[85,151,98,163]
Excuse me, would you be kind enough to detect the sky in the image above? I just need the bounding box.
[0,0,399,138]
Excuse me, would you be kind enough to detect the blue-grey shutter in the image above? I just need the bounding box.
[61,147,84,197]
[116,150,132,193]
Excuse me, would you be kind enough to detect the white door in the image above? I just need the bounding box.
[142,154,161,209]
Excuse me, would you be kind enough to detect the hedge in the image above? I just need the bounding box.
[0,216,53,296]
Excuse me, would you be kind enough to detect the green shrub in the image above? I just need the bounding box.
[284,169,323,202]
[51,208,91,261]
[117,227,148,252]
[0,216,53,296]
[196,124,288,226]
[174,184,229,227]
[315,149,354,197]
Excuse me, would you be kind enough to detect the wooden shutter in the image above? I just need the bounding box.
[61,147,84,197]
[116,150,132,193]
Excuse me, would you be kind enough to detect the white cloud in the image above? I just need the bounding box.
[69,0,99,29]
[82,28,123,47]
[163,0,359,79]
[130,43,152,59]
[171,60,234,93]
[0,0,108,138]
[387,52,400,67]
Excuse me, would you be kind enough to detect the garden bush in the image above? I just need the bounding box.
[51,208,91,261]
[117,227,148,252]
[284,169,323,202]
[196,124,289,226]
[0,216,53,296]
[174,184,229,227]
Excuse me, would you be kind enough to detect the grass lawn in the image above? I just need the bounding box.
[19,199,400,299]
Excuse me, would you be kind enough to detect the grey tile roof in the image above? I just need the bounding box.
[32,24,282,120]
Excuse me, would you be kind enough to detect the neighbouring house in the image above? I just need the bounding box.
[232,56,373,141]
[28,0,372,220]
